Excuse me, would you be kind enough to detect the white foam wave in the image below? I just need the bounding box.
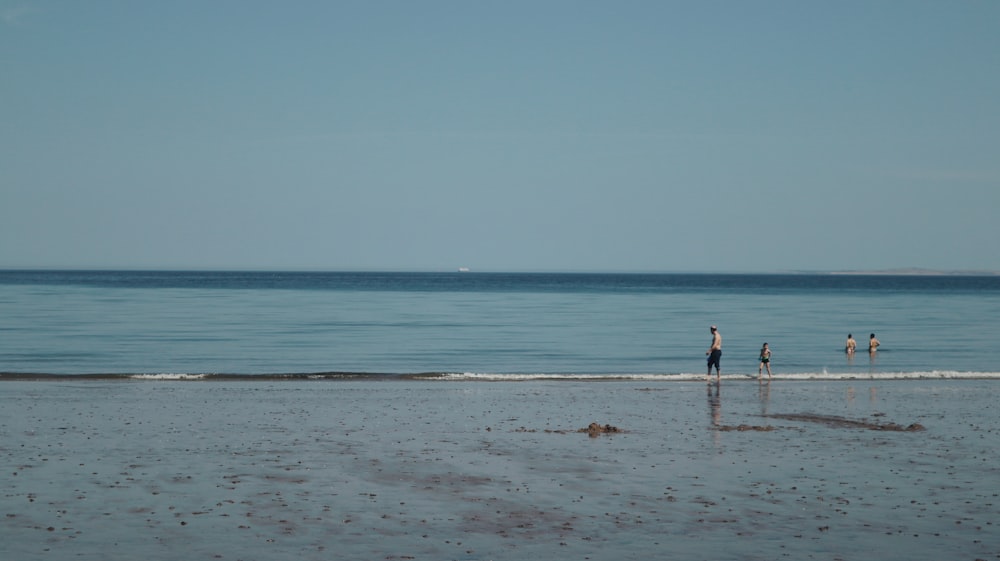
[758,370,1000,381]
[128,373,207,381]
[439,371,1000,382]
[441,372,702,382]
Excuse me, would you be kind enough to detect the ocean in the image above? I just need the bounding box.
[1,270,999,380]
[3,270,999,560]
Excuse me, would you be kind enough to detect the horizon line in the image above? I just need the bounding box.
[1,267,998,276]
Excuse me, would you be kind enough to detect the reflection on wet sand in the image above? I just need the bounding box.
[708,384,721,447]
[707,384,721,426]
[710,385,775,433]
[846,386,878,407]
[757,379,771,416]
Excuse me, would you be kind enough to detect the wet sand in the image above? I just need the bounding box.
[2,379,998,560]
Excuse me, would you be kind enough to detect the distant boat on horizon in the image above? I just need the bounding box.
[458,267,471,272]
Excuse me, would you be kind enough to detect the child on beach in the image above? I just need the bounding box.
[758,343,772,379]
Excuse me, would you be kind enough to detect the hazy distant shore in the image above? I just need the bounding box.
[827,268,1000,276]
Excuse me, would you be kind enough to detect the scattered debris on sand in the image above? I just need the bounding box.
[716,424,775,432]
[510,423,624,436]
[765,413,925,431]
[579,422,623,437]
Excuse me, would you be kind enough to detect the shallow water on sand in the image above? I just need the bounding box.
[1,380,998,560]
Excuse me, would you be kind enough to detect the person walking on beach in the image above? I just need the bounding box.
[706,325,722,383]
[869,333,880,354]
[758,342,772,380]
[846,334,857,355]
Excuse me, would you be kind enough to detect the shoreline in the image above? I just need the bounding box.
[3,371,1000,382]
[2,379,998,560]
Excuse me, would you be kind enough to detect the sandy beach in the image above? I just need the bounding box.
[2,379,998,560]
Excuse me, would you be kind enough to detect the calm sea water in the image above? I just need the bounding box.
[1,270,999,380]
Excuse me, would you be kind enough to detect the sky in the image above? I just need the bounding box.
[2,0,999,272]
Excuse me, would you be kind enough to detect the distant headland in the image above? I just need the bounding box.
[828,268,1000,276]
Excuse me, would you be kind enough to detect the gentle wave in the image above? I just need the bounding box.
[3,371,1000,382]
[0,372,416,382]
[443,371,1000,381]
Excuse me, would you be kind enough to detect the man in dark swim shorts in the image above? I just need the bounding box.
[706,325,722,383]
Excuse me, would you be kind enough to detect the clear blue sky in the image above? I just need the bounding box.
[2,0,998,272]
